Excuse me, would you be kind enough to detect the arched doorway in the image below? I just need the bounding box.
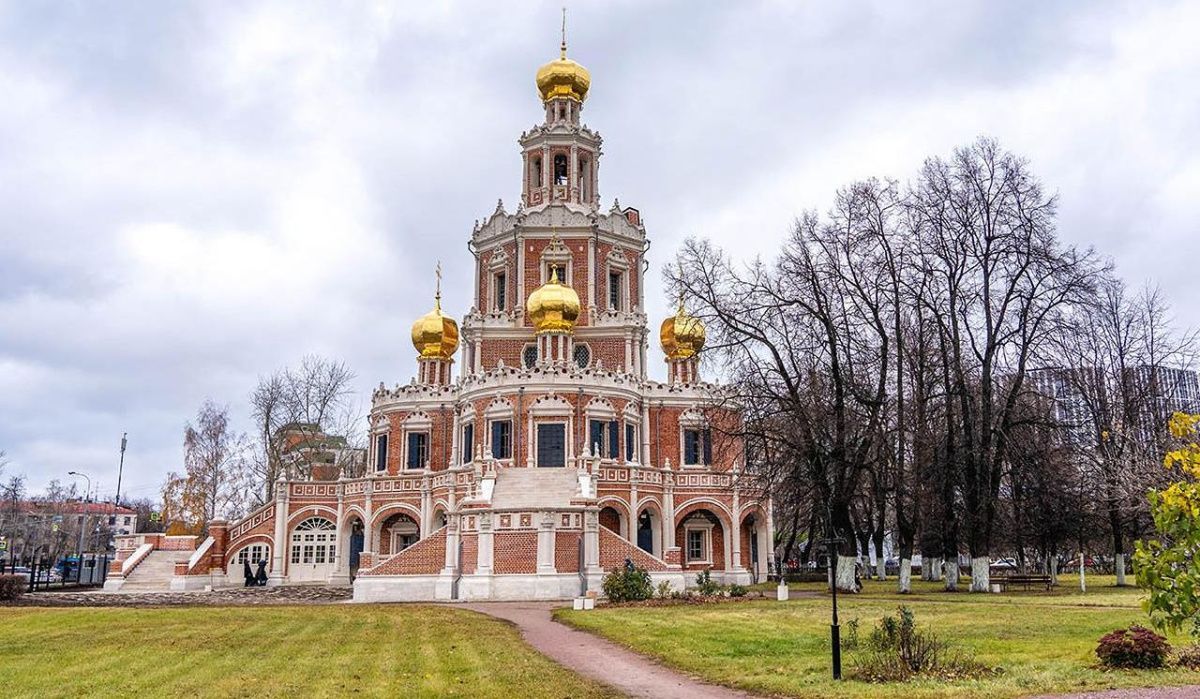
[599,506,624,537]
[636,508,662,557]
[379,513,420,556]
[289,517,336,583]
[347,517,365,580]
[676,509,727,572]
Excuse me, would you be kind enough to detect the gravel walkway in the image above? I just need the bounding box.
[1032,687,1200,698]
[4,586,352,607]
[464,601,756,699]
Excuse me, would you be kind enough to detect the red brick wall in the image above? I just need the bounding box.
[383,409,455,473]
[555,532,582,572]
[362,530,446,576]
[675,511,726,571]
[599,528,667,571]
[522,237,591,326]
[598,507,621,533]
[460,533,478,574]
[492,531,538,574]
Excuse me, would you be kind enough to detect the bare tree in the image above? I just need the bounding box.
[162,400,252,535]
[247,355,362,504]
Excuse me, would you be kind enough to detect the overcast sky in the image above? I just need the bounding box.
[2,1,1198,500]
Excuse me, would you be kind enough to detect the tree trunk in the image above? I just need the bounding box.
[942,558,958,591]
[873,530,886,581]
[970,556,990,593]
[921,556,933,581]
[930,556,943,581]
[1048,555,1059,585]
[1115,553,1127,587]
[898,557,912,594]
[836,554,858,593]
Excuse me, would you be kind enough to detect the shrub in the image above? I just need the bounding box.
[695,568,722,596]
[728,583,748,598]
[0,574,24,601]
[843,618,860,651]
[853,606,992,682]
[1096,626,1171,669]
[1173,644,1200,669]
[655,580,675,599]
[602,565,653,602]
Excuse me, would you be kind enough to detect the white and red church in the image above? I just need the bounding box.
[107,38,771,601]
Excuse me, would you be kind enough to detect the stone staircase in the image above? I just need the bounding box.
[490,468,581,509]
[118,550,192,592]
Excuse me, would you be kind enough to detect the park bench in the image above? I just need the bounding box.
[997,574,1055,591]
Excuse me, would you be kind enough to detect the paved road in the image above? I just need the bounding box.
[464,601,756,699]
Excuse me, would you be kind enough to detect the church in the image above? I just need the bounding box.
[109,35,771,602]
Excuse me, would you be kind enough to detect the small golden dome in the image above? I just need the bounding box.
[535,41,590,103]
[526,265,580,334]
[660,297,706,360]
[411,293,459,360]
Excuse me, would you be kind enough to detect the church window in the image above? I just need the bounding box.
[608,271,623,310]
[588,419,619,459]
[536,423,566,467]
[491,420,512,459]
[494,272,507,312]
[554,154,568,185]
[579,158,590,201]
[531,157,542,187]
[686,528,710,563]
[573,343,590,368]
[462,423,474,463]
[522,344,538,369]
[406,432,428,470]
[374,434,388,471]
[625,423,636,462]
[683,428,712,466]
[236,544,267,566]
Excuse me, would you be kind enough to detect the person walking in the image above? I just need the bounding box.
[254,559,268,586]
[243,560,254,587]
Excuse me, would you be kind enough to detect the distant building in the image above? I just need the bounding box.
[1,500,138,559]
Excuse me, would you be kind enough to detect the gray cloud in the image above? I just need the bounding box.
[1,0,1197,498]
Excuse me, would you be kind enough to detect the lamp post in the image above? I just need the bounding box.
[821,534,845,680]
[68,471,92,567]
[116,433,127,507]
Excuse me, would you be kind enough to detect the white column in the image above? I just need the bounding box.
[537,512,556,574]
[363,478,375,553]
[731,490,744,571]
[269,477,288,584]
[477,514,494,574]
[627,483,639,542]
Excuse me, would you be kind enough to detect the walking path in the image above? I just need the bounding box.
[1031,687,1200,699]
[464,601,755,699]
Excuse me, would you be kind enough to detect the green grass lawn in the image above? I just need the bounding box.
[557,576,1200,698]
[0,605,616,699]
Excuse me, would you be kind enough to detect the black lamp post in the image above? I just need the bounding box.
[821,534,844,680]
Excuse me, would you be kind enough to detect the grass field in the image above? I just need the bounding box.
[0,605,616,699]
[557,576,1200,698]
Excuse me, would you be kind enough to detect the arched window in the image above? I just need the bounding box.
[290,517,336,567]
[523,344,538,369]
[554,154,568,185]
[531,157,542,187]
[573,343,591,369]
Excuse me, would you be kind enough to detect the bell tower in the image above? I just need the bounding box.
[522,14,601,209]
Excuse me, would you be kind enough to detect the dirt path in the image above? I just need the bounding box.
[1032,687,1200,698]
[463,601,756,699]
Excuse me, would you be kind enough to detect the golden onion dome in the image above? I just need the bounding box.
[660,297,706,360]
[526,265,580,334]
[411,293,459,360]
[535,41,590,103]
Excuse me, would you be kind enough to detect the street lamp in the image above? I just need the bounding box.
[67,471,92,566]
[821,533,845,680]
[116,433,127,507]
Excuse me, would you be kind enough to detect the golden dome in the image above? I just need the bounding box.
[411,293,459,360]
[526,265,580,334]
[660,297,706,360]
[535,41,590,103]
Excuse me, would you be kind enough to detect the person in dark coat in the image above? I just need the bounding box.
[243,560,254,587]
[255,559,268,586]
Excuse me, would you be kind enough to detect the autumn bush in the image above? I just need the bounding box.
[853,606,992,682]
[0,574,24,601]
[1095,626,1171,669]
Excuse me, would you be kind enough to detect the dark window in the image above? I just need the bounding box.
[494,272,507,312]
[532,157,542,187]
[625,423,636,462]
[375,434,388,471]
[406,432,428,470]
[537,423,566,467]
[608,271,622,310]
[491,420,512,459]
[687,529,705,561]
[588,419,620,459]
[522,344,538,369]
[573,343,590,368]
[554,154,568,185]
[684,428,711,466]
[462,423,474,463]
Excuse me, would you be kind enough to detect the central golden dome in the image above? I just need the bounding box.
[411,294,459,360]
[526,265,580,334]
[661,297,706,360]
[535,42,590,103]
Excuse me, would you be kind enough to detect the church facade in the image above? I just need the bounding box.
[145,38,770,602]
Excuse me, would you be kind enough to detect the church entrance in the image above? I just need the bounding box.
[536,423,566,467]
[348,518,364,581]
[289,517,337,583]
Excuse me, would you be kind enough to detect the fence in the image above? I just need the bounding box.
[7,553,111,592]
